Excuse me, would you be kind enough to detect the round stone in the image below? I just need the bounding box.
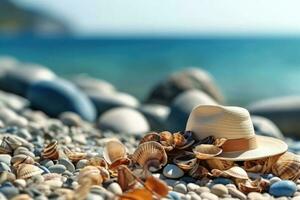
[251,115,284,139]
[163,164,184,179]
[58,159,75,173]
[76,159,88,169]
[107,182,122,195]
[187,183,201,192]
[27,78,96,122]
[248,192,263,200]
[188,192,202,200]
[269,180,297,197]
[173,183,187,194]
[0,155,11,166]
[228,187,247,200]
[212,178,234,185]
[98,107,149,134]
[48,164,66,174]
[195,186,210,195]
[59,112,83,127]
[270,177,282,185]
[166,89,217,131]
[200,191,218,200]
[0,185,19,199]
[211,184,229,197]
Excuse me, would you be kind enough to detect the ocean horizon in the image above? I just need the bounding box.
[1,36,300,106]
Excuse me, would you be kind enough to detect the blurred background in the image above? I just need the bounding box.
[1,0,300,105]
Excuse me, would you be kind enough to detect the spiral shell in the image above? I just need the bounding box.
[42,141,59,160]
[211,166,248,180]
[132,141,167,171]
[193,144,222,159]
[11,154,35,168]
[206,159,234,171]
[103,139,127,165]
[16,164,43,179]
[272,152,300,181]
[173,151,197,171]
[139,132,160,145]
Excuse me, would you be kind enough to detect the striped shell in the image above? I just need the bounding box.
[212,166,249,180]
[206,159,235,171]
[11,154,35,168]
[117,165,137,191]
[188,162,210,179]
[139,132,160,145]
[193,144,222,159]
[173,151,197,171]
[132,141,167,171]
[272,152,300,181]
[103,139,127,164]
[64,147,87,162]
[16,164,43,179]
[42,141,59,160]
[159,131,174,151]
[0,136,13,154]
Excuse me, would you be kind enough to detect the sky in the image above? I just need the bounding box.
[13,0,300,37]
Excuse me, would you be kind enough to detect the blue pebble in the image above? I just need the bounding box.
[0,185,19,199]
[213,178,234,185]
[167,192,181,200]
[269,180,296,197]
[262,173,274,179]
[27,78,96,122]
[38,165,50,174]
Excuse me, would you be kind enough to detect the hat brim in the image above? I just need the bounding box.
[215,135,288,161]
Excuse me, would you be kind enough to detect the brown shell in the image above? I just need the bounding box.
[139,132,160,145]
[87,157,108,169]
[42,141,59,160]
[16,164,43,179]
[173,131,195,149]
[103,139,127,164]
[206,159,234,171]
[173,151,197,171]
[188,162,210,179]
[132,141,167,171]
[78,166,103,185]
[193,144,222,159]
[64,148,87,162]
[11,154,35,168]
[117,165,137,191]
[212,166,248,180]
[159,131,174,151]
[0,137,13,154]
[244,155,280,174]
[237,178,269,194]
[272,152,300,181]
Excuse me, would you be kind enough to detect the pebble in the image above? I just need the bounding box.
[76,159,88,169]
[107,182,122,195]
[188,192,202,200]
[187,183,201,192]
[0,185,19,199]
[248,192,263,200]
[58,159,75,173]
[211,184,229,197]
[0,155,11,166]
[168,191,184,200]
[212,178,234,185]
[195,186,210,195]
[200,192,218,200]
[270,177,282,185]
[173,183,188,194]
[228,187,247,200]
[269,180,297,197]
[48,164,66,174]
[163,164,184,179]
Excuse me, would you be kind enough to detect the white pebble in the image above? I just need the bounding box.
[174,183,187,194]
[163,164,184,179]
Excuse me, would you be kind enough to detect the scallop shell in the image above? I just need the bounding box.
[42,141,59,160]
[132,141,167,171]
[206,159,234,171]
[139,132,160,145]
[188,162,210,179]
[211,166,249,180]
[159,131,174,151]
[173,151,197,171]
[16,164,43,179]
[63,147,87,162]
[272,152,300,181]
[11,154,35,168]
[173,131,194,149]
[103,139,127,165]
[193,144,222,159]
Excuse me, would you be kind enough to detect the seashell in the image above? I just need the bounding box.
[206,159,235,171]
[55,188,75,199]
[78,166,103,185]
[0,171,16,184]
[193,144,222,159]
[212,166,249,180]
[11,154,35,168]
[103,139,127,165]
[63,147,87,162]
[139,132,160,145]
[244,155,280,174]
[132,141,167,172]
[16,164,43,179]
[188,162,210,179]
[272,152,300,181]
[42,173,62,181]
[173,151,197,171]
[237,178,269,194]
[159,131,174,151]
[42,141,59,160]
[87,157,108,169]
[173,131,194,149]
[213,138,227,147]
[117,165,137,191]
[2,136,23,149]
[0,137,13,154]
[10,194,33,200]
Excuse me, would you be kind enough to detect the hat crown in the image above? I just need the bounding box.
[186,105,255,140]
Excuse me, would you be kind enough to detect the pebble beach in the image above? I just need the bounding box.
[1,56,300,200]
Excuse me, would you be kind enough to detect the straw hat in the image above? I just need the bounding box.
[186,105,288,161]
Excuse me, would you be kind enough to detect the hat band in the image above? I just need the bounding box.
[221,136,257,153]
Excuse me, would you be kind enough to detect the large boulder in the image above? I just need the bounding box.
[146,68,223,105]
[251,115,284,139]
[0,64,56,96]
[27,78,96,122]
[248,96,300,138]
[98,107,150,134]
[166,89,217,132]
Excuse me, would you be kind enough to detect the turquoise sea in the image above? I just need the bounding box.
[1,37,300,105]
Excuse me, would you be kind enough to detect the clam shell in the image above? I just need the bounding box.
[132,141,167,171]
[42,141,59,160]
[206,159,234,170]
[193,144,222,159]
[117,165,137,191]
[64,147,87,162]
[139,132,160,145]
[237,178,269,194]
[16,164,43,179]
[159,131,174,151]
[11,154,35,168]
[212,166,248,180]
[78,166,103,185]
[103,139,127,164]
[173,131,195,149]
[272,152,300,181]
[188,162,210,179]
[173,151,197,171]
[87,157,108,169]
